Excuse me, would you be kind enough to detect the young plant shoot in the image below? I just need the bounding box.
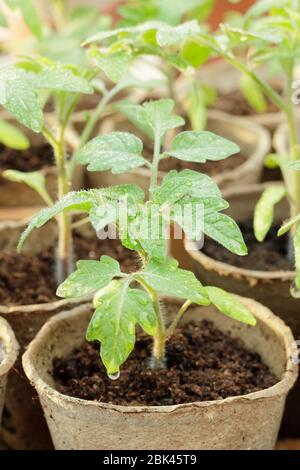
[18,98,256,377]
[83,18,215,130]
[195,0,300,295]
[1,51,162,283]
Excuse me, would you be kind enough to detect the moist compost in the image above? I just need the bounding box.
[0,144,54,174]
[203,221,293,271]
[213,89,279,117]
[0,234,138,306]
[53,320,277,406]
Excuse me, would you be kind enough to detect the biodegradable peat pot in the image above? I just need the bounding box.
[186,60,284,131]
[184,183,300,436]
[0,218,92,450]
[273,121,289,159]
[85,110,270,193]
[0,317,19,423]
[22,298,297,450]
[0,112,84,208]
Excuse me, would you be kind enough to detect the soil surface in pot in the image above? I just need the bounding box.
[212,88,279,117]
[53,320,277,406]
[0,234,138,306]
[0,144,54,174]
[202,221,293,271]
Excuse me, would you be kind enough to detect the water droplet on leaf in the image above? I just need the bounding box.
[108,371,120,381]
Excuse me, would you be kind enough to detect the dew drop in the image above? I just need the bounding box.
[108,371,120,381]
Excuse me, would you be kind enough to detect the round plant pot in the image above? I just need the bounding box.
[182,60,284,131]
[85,110,270,193]
[0,217,92,450]
[0,317,19,423]
[184,183,300,437]
[0,112,84,208]
[22,298,297,450]
[273,121,288,157]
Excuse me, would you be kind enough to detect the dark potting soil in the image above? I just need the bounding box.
[0,234,138,306]
[0,144,54,174]
[213,89,279,117]
[203,221,293,271]
[53,320,277,405]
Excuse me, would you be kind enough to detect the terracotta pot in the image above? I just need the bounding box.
[0,218,92,450]
[0,317,19,423]
[84,110,270,193]
[0,112,84,208]
[23,298,297,450]
[183,183,300,436]
[208,0,256,29]
[178,60,284,131]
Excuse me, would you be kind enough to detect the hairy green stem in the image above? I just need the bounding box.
[166,300,192,338]
[198,36,288,112]
[149,120,161,199]
[53,128,73,284]
[135,275,166,369]
[69,83,124,177]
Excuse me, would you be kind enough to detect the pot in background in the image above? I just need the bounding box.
[184,183,300,437]
[0,317,19,423]
[0,218,92,450]
[183,60,284,131]
[23,297,297,450]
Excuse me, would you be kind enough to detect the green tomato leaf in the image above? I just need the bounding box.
[86,280,157,374]
[0,67,43,132]
[205,286,257,326]
[32,67,93,94]
[165,131,240,163]
[76,132,147,174]
[254,185,286,242]
[18,185,145,251]
[278,213,300,237]
[89,48,131,83]
[171,196,228,240]
[118,99,185,139]
[141,257,210,305]
[181,38,210,67]
[204,212,247,256]
[83,21,163,45]
[2,170,51,204]
[89,204,118,233]
[17,190,102,251]
[89,184,143,232]
[153,169,221,205]
[125,205,168,261]
[156,20,201,46]
[57,256,121,298]
[0,120,30,150]
[221,24,282,45]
